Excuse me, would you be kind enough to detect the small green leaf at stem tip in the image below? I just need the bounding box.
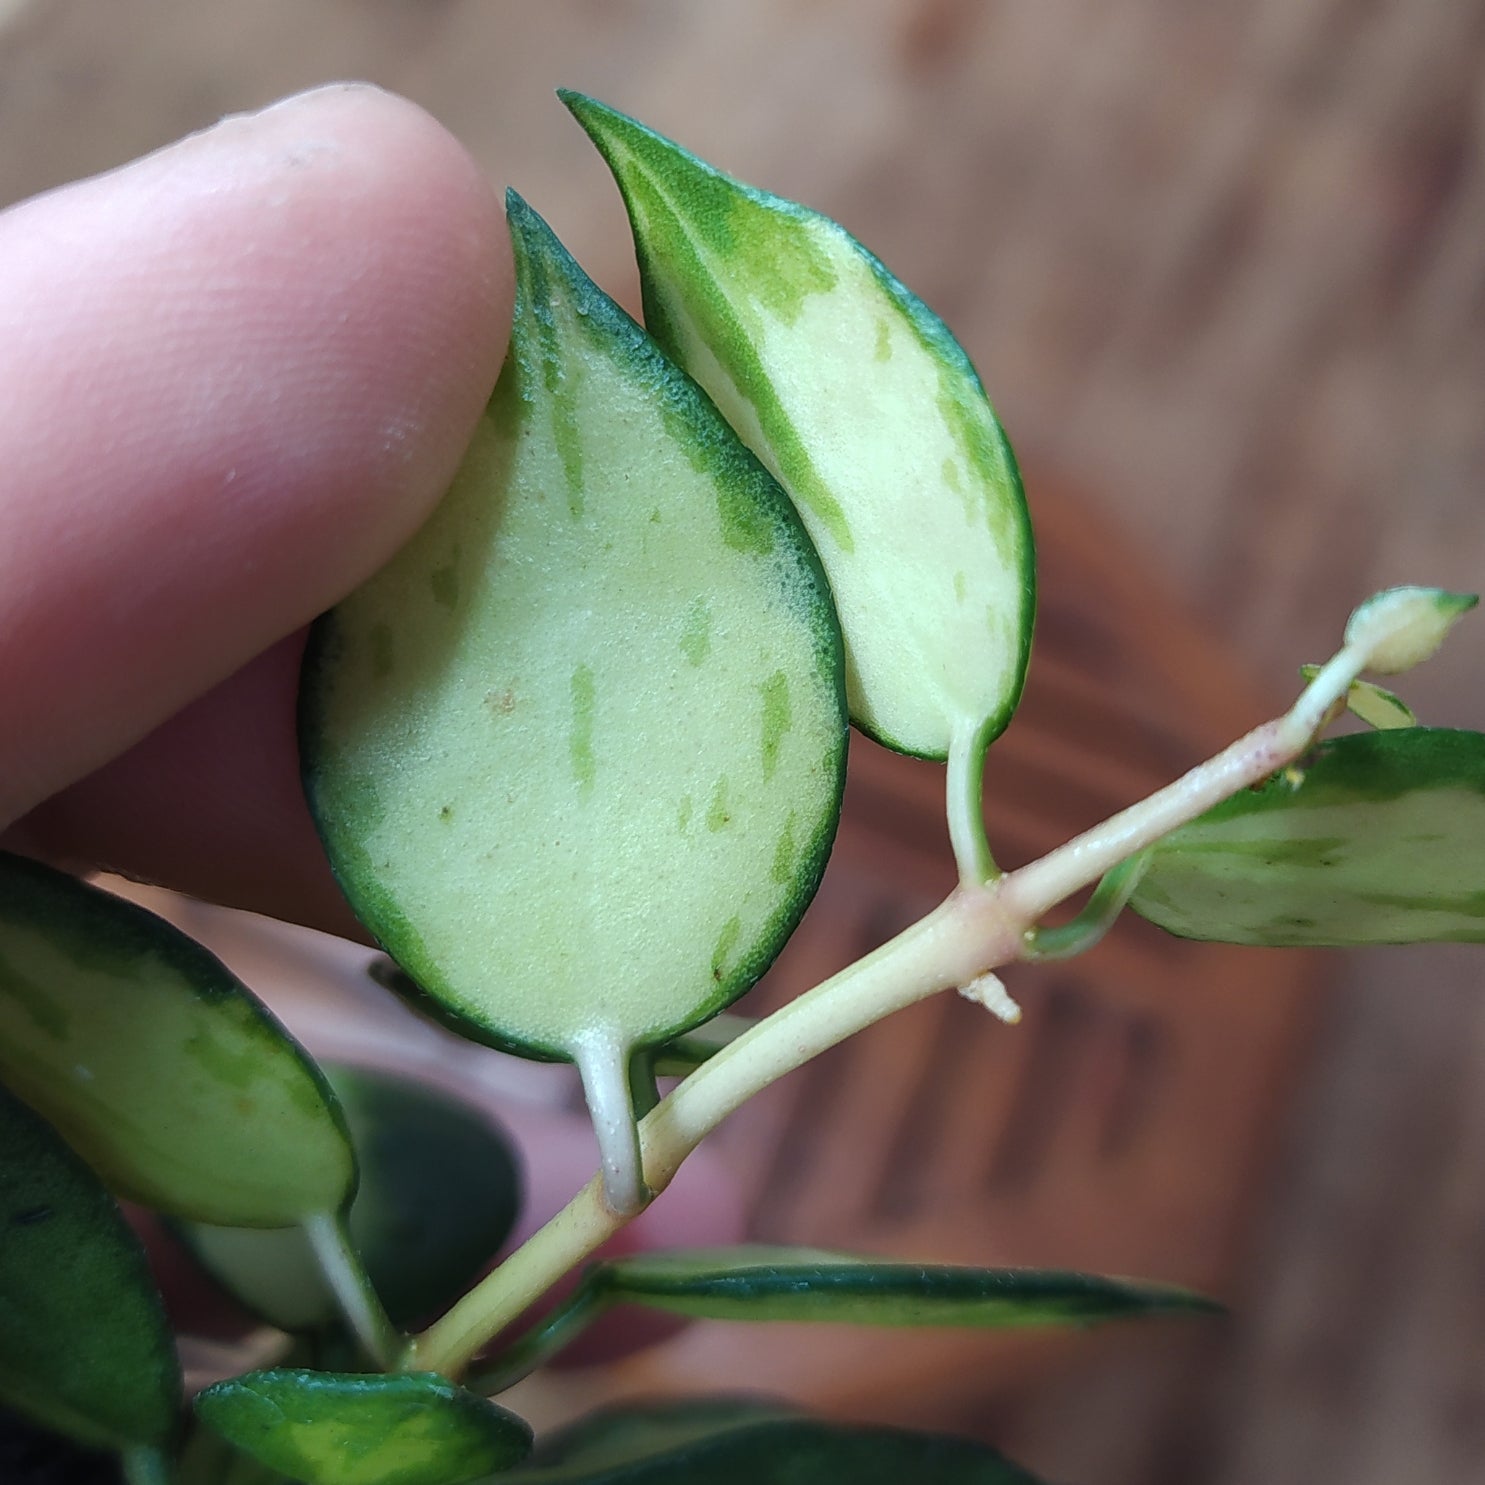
[586,1245,1221,1327]
[195,1370,532,1485]
[1343,586,1477,674]
[514,1395,1048,1482]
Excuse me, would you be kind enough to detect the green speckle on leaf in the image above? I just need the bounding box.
[953,571,967,604]
[942,457,962,494]
[760,671,792,781]
[338,775,388,833]
[570,665,596,793]
[429,561,459,611]
[874,318,893,363]
[677,796,693,834]
[531,306,586,519]
[715,479,776,556]
[185,1029,259,1093]
[368,625,394,680]
[711,916,742,981]
[771,813,799,885]
[935,374,1019,548]
[680,597,712,666]
[706,777,731,832]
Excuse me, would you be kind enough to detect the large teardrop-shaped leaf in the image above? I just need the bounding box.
[562,91,1034,764]
[195,1371,532,1485]
[178,1064,521,1331]
[1130,728,1485,946]
[508,1400,1044,1483]
[0,1085,180,1454]
[300,194,846,1209]
[586,1246,1218,1326]
[0,853,354,1225]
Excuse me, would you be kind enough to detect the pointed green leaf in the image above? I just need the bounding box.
[1131,728,1485,945]
[511,1400,1044,1483]
[0,1085,180,1452]
[178,1065,521,1330]
[562,91,1034,761]
[0,853,354,1225]
[195,1371,531,1485]
[587,1245,1218,1327]
[1299,666,1417,730]
[300,194,846,1209]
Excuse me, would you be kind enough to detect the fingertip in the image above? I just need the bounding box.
[0,83,513,823]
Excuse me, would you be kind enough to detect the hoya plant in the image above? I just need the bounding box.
[2,93,1481,1485]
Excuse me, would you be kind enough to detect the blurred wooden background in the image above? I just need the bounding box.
[4,2,1485,1482]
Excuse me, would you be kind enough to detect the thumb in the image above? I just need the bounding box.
[2,84,511,931]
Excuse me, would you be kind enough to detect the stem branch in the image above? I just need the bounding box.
[1025,850,1151,961]
[947,718,997,886]
[1001,643,1369,924]
[408,634,1384,1382]
[409,890,1022,1377]
[303,1210,400,1370]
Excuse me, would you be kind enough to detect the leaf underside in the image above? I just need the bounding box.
[1131,728,1485,945]
[562,89,1034,761]
[300,196,846,1067]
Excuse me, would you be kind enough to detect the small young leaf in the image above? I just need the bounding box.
[301,194,846,1211]
[586,1246,1218,1327]
[178,1065,522,1331]
[511,1401,1045,1483]
[562,91,1035,763]
[0,1086,180,1453]
[1343,585,1476,674]
[195,1371,531,1485]
[1130,728,1485,945]
[0,853,354,1226]
[1298,665,1416,731]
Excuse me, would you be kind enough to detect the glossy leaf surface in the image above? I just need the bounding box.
[179,1065,521,1330]
[195,1371,531,1485]
[301,195,846,1207]
[507,1400,1043,1483]
[0,853,354,1225]
[1131,728,1485,945]
[0,1086,180,1452]
[588,1246,1218,1326]
[564,91,1034,761]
